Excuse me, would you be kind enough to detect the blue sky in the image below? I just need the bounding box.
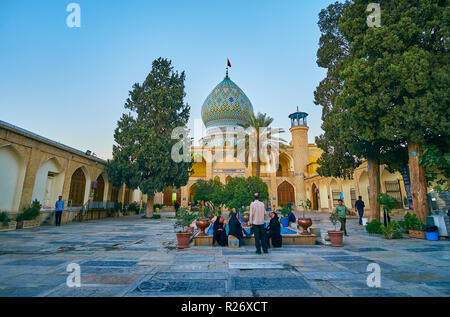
[0,0,337,159]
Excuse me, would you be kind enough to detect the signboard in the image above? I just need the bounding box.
[400,166,413,209]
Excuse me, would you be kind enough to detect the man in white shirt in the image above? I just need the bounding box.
[249,193,268,254]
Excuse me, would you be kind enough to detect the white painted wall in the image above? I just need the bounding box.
[31,158,65,209]
[319,182,329,209]
[0,145,26,212]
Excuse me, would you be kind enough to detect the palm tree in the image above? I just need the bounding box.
[238,112,288,177]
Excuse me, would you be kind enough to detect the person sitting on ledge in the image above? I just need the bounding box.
[266,212,282,248]
[212,216,227,246]
[228,211,245,246]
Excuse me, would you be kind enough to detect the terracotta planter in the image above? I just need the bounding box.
[176,232,191,249]
[409,230,426,239]
[184,226,194,234]
[328,230,344,247]
[196,219,210,236]
[16,221,24,229]
[242,214,249,226]
[297,218,312,235]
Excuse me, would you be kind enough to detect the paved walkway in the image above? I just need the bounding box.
[0,213,449,297]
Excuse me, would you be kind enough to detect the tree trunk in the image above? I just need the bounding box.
[256,133,261,178]
[145,195,154,218]
[408,141,429,223]
[368,159,381,222]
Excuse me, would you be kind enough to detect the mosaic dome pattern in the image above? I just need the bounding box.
[201,77,253,128]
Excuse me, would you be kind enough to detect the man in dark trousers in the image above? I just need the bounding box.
[355,196,365,225]
[54,196,65,226]
[249,193,268,254]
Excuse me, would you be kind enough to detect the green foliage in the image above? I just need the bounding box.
[194,179,224,205]
[222,177,269,211]
[153,204,163,211]
[419,139,450,192]
[381,221,403,240]
[278,205,290,218]
[366,219,383,234]
[0,212,11,227]
[113,202,122,213]
[17,199,41,222]
[238,112,288,175]
[127,203,138,212]
[398,212,424,232]
[377,193,398,214]
[106,58,192,201]
[152,214,161,219]
[175,207,198,231]
[329,212,342,231]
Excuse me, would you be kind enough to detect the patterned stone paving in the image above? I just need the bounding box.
[0,212,449,297]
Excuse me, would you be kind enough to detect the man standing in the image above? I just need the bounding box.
[249,193,268,254]
[354,196,365,225]
[335,199,352,236]
[55,196,65,226]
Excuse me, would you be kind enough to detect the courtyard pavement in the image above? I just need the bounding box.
[0,212,449,297]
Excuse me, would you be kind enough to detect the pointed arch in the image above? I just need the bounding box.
[0,144,26,211]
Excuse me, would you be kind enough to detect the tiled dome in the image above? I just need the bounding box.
[201,76,253,128]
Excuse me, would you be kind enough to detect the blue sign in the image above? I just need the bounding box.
[400,166,413,209]
[339,192,344,201]
[412,151,417,157]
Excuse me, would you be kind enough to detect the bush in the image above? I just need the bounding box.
[153,204,163,211]
[17,199,41,222]
[278,205,290,218]
[381,221,403,239]
[127,203,138,212]
[113,202,122,213]
[0,212,11,226]
[398,212,424,232]
[152,214,161,219]
[175,207,199,232]
[366,219,383,234]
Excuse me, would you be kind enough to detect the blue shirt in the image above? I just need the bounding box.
[55,200,65,211]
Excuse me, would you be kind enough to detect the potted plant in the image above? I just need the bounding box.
[297,199,313,235]
[328,213,344,247]
[400,212,425,239]
[423,225,439,241]
[366,219,383,234]
[16,199,41,229]
[174,208,198,249]
[278,205,290,227]
[0,212,16,231]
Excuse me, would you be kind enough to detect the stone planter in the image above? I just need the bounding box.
[196,219,210,236]
[297,218,312,235]
[176,232,191,249]
[328,230,344,247]
[409,230,426,239]
[22,219,40,229]
[0,221,17,231]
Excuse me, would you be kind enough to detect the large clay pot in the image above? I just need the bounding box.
[16,221,23,230]
[328,230,344,247]
[242,214,249,226]
[196,219,210,236]
[176,232,191,249]
[297,218,312,235]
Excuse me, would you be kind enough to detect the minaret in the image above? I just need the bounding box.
[289,107,309,207]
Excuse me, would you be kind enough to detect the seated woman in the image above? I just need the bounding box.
[228,212,245,246]
[288,210,297,228]
[212,216,227,246]
[266,212,282,248]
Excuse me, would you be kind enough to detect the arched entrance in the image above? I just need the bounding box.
[0,145,25,211]
[163,187,181,206]
[311,183,319,210]
[69,168,87,207]
[93,174,105,202]
[277,181,295,207]
[188,183,197,203]
[32,157,65,209]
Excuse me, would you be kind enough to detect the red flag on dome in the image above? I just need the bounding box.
[227,59,231,67]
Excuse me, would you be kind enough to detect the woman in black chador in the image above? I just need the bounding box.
[266,212,282,248]
[212,216,227,246]
[228,212,244,246]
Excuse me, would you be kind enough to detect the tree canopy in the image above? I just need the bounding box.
[106,57,192,217]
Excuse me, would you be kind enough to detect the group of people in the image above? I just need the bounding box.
[212,193,282,254]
